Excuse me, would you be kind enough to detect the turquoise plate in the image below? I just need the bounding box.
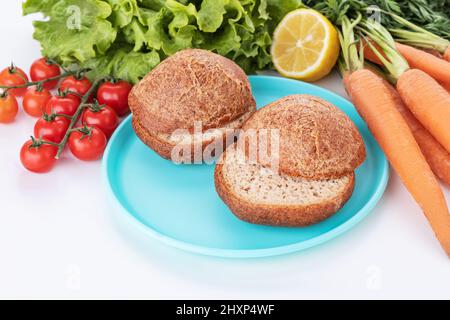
[102,75,389,258]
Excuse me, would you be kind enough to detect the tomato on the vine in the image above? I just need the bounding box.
[23,87,52,117]
[30,58,61,90]
[0,65,29,97]
[69,126,107,161]
[34,114,70,144]
[20,139,58,173]
[44,92,80,117]
[96,80,132,116]
[82,102,119,138]
[0,93,19,123]
[60,75,92,96]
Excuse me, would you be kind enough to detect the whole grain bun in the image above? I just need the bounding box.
[129,49,256,161]
[215,146,355,227]
[241,94,366,179]
[132,112,252,161]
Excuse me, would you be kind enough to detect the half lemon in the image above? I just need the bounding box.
[271,9,340,82]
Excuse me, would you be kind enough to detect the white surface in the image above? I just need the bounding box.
[1,2,449,300]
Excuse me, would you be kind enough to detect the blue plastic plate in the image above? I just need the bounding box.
[102,75,389,258]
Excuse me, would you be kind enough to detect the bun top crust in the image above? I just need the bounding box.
[129,49,256,135]
[242,94,366,179]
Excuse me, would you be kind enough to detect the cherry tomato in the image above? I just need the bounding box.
[34,115,70,144]
[23,87,52,117]
[30,58,61,90]
[0,93,19,123]
[97,80,132,116]
[60,75,92,96]
[0,66,29,97]
[82,103,119,138]
[20,139,58,173]
[44,93,80,117]
[69,126,107,161]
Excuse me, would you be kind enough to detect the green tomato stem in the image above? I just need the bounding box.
[55,78,103,160]
[53,113,73,120]
[0,70,76,91]
[41,140,60,147]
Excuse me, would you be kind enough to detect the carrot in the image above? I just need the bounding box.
[384,83,450,186]
[365,42,444,64]
[387,13,450,63]
[396,43,450,85]
[362,40,385,65]
[445,46,450,62]
[343,17,450,255]
[351,65,450,184]
[342,72,351,96]
[413,131,450,187]
[422,48,443,59]
[441,81,450,94]
[396,69,450,154]
[346,69,450,256]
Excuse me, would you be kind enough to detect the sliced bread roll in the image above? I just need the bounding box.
[215,95,365,226]
[132,110,252,161]
[215,147,355,227]
[129,49,256,161]
[241,94,366,179]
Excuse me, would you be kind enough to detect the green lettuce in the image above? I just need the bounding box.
[85,45,160,83]
[25,0,117,64]
[23,0,302,83]
[266,0,303,24]
[22,0,60,16]
[107,0,142,28]
[197,0,243,33]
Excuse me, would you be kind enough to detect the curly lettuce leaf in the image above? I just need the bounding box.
[201,24,242,56]
[142,2,198,56]
[123,18,148,51]
[113,50,160,83]
[138,0,167,11]
[197,0,251,33]
[266,0,303,23]
[197,0,229,33]
[22,0,59,16]
[85,45,160,83]
[29,0,117,64]
[106,0,139,28]
[165,0,197,36]
[24,0,300,81]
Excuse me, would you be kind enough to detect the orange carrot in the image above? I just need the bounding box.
[396,69,450,154]
[365,43,445,64]
[384,83,450,186]
[342,72,351,96]
[422,48,443,59]
[445,46,450,62]
[441,81,450,94]
[349,66,450,185]
[396,43,450,85]
[362,40,385,65]
[346,68,450,256]
[413,131,450,187]
[366,42,445,64]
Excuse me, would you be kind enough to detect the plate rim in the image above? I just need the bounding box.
[102,75,389,259]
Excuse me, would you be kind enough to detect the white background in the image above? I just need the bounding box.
[0,1,449,300]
